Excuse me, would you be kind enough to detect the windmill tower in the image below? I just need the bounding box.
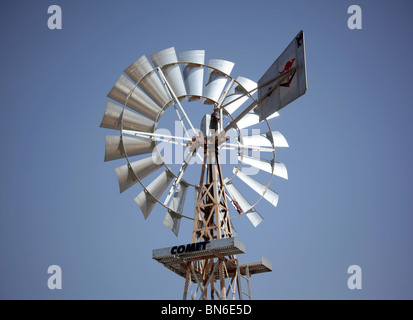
[101,31,307,300]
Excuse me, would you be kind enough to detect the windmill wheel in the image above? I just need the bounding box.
[100,47,290,237]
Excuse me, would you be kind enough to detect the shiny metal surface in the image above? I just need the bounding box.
[271,131,289,148]
[104,135,155,162]
[150,47,178,66]
[224,179,263,227]
[233,168,279,207]
[124,55,153,83]
[273,162,288,180]
[241,130,288,148]
[163,180,189,236]
[100,102,155,132]
[139,71,171,108]
[204,59,234,104]
[256,30,307,120]
[134,169,174,219]
[153,237,246,267]
[102,46,295,235]
[107,74,163,120]
[114,153,163,193]
[124,55,170,108]
[239,155,288,180]
[179,50,205,100]
[236,110,279,129]
[223,76,257,115]
[150,47,187,99]
[241,131,273,148]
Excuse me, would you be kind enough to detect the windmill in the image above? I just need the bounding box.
[100,31,307,300]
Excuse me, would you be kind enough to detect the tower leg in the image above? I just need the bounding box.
[246,266,252,300]
[219,259,226,299]
[183,262,191,300]
[236,259,243,300]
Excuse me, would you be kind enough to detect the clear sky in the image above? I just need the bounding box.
[1,0,413,299]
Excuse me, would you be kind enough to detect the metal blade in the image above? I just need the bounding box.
[204,59,235,104]
[163,180,189,237]
[236,110,279,129]
[134,170,174,219]
[104,135,155,162]
[179,50,205,100]
[240,132,272,148]
[223,76,257,115]
[273,162,288,180]
[271,131,289,147]
[114,153,163,193]
[239,155,288,180]
[240,131,288,148]
[100,102,155,133]
[233,168,279,207]
[124,55,170,108]
[224,179,263,227]
[150,47,187,99]
[107,74,163,120]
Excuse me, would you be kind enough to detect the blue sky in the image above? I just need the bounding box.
[1,0,413,299]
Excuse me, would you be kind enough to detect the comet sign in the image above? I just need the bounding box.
[256,30,307,121]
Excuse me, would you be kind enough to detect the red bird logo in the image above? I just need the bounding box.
[279,58,295,74]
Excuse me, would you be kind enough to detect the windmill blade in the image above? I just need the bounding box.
[179,50,205,101]
[114,153,163,193]
[239,155,288,180]
[224,179,263,227]
[240,131,289,148]
[232,168,279,207]
[134,169,174,219]
[107,74,163,121]
[222,76,257,115]
[100,102,156,133]
[204,59,235,104]
[163,180,189,237]
[104,135,155,162]
[124,55,170,108]
[150,47,187,99]
[236,110,279,130]
[271,131,289,147]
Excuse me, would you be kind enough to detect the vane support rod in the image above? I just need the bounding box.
[219,143,274,153]
[223,67,296,133]
[163,150,195,207]
[123,129,189,141]
[157,67,198,135]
